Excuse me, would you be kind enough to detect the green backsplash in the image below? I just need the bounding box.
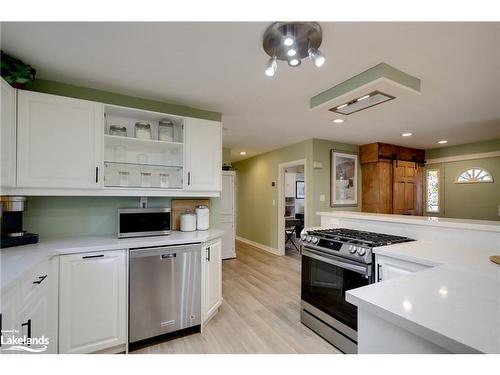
[23,196,220,239]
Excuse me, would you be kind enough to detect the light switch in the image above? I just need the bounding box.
[319,194,325,202]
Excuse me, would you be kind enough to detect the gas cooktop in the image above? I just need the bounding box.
[301,228,414,264]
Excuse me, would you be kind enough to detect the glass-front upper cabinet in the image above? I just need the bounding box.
[103,105,184,189]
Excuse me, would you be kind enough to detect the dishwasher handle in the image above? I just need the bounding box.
[129,243,201,259]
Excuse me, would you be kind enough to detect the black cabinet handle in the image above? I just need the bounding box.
[82,254,104,259]
[21,319,32,345]
[377,264,382,282]
[206,246,211,261]
[95,167,99,183]
[161,253,176,260]
[187,172,191,186]
[33,275,47,285]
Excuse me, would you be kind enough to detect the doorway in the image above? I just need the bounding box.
[278,159,307,257]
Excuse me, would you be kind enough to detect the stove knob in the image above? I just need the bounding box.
[301,234,307,241]
[357,247,367,256]
[306,235,312,242]
[348,245,356,254]
[312,237,319,244]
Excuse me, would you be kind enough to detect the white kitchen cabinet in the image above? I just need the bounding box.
[0,258,58,354]
[59,250,126,354]
[1,78,17,190]
[17,90,103,189]
[285,172,296,198]
[184,118,221,191]
[220,171,236,259]
[202,238,222,325]
[376,254,429,282]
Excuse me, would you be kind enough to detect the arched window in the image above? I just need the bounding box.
[455,168,493,183]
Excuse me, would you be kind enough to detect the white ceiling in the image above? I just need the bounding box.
[1,22,499,162]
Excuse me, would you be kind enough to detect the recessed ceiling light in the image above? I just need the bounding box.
[240,151,247,155]
[288,58,301,67]
[287,49,297,57]
[437,140,448,144]
[356,94,371,102]
[333,119,344,124]
[283,37,294,46]
[401,132,413,137]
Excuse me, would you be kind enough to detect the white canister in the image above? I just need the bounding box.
[195,205,210,230]
[180,210,197,232]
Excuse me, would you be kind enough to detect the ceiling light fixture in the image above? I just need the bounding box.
[240,151,247,155]
[437,140,448,144]
[357,94,371,102]
[265,56,277,77]
[401,132,413,137]
[263,22,325,76]
[333,119,344,124]
[330,91,395,115]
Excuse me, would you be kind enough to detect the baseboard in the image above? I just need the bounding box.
[236,236,282,256]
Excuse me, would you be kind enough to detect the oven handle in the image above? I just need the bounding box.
[302,247,370,276]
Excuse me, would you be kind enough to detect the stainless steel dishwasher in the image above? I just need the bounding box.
[129,243,201,345]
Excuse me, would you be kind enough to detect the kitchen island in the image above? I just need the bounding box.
[318,211,500,354]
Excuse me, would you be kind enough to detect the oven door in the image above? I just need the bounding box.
[301,246,372,334]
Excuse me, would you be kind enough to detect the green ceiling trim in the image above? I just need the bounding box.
[310,63,421,109]
[25,79,222,122]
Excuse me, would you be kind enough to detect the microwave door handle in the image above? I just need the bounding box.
[302,248,369,276]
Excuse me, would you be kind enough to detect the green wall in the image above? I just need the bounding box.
[426,138,500,159]
[425,139,500,221]
[233,138,359,250]
[17,79,223,238]
[26,79,221,121]
[23,196,221,239]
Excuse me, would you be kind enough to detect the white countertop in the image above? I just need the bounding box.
[1,229,224,290]
[345,236,500,353]
[317,211,500,233]
[347,264,500,353]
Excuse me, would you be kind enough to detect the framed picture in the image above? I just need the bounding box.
[331,150,358,207]
[295,181,305,199]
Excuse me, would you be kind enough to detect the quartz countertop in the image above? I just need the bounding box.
[317,211,500,233]
[345,237,500,353]
[1,229,224,290]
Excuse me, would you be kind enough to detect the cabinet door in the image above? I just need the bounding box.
[1,78,17,189]
[376,255,428,282]
[185,118,221,191]
[220,218,235,259]
[203,239,222,323]
[59,250,126,354]
[285,173,296,197]
[16,281,57,354]
[220,173,234,215]
[17,91,103,189]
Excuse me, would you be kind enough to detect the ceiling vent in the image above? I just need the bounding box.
[329,91,395,115]
[310,63,421,115]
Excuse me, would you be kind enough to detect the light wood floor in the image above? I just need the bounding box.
[131,240,340,354]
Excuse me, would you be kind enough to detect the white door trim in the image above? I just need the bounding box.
[278,158,307,256]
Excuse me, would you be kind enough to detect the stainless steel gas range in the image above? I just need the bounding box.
[299,228,414,354]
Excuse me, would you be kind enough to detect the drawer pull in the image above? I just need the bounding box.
[33,275,47,285]
[82,254,104,259]
[21,319,32,345]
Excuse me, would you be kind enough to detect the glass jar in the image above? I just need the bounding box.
[140,172,152,187]
[118,171,130,186]
[109,125,127,137]
[158,120,174,142]
[159,173,170,188]
[135,122,152,139]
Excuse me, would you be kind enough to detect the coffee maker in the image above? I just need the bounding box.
[1,196,39,248]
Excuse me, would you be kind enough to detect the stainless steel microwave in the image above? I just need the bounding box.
[118,208,171,238]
